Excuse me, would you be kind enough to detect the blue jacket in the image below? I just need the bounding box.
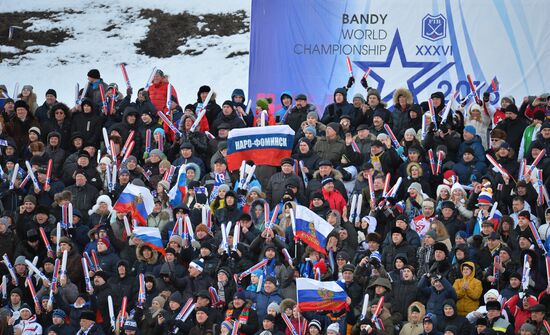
[453,157,486,184]
[457,135,485,163]
[417,275,457,320]
[244,289,282,321]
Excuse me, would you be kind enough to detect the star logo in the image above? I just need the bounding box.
[354,30,455,103]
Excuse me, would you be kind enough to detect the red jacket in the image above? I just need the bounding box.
[252,109,275,126]
[321,189,346,215]
[148,81,178,113]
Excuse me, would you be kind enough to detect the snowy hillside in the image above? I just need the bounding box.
[0,0,251,106]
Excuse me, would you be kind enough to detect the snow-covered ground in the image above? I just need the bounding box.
[0,0,251,106]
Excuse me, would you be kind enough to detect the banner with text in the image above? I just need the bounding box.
[226,125,295,171]
[249,0,550,110]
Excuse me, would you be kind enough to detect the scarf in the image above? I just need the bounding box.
[371,153,382,172]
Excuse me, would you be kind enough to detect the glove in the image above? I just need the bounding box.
[126,87,133,96]
[483,91,490,102]
[346,76,355,89]
[360,76,369,89]
[396,146,404,157]
[191,240,201,249]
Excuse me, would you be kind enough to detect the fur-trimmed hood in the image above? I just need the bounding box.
[312,169,343,181]
[393,87,413,105]
[407,301,426,322]
[280,298,297,312]
[136,244,160,264]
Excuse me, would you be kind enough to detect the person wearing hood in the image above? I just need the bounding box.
[88,270,117,333]
[398,301,425,335]
[495,103,530,159]
[292,138,321,180]
[391,264,419,322]
[321,87,353,125]
[70,98,103,147]
[420,313,441,335]
[453,262,483,316]
[274,91,292,124]
[111,259,137,308]
[211,100,246,136]
[42,102,71,149]
[391,88,414,139]
[436,299,471,334]
[382,227,417,273]
[453,147,487,184]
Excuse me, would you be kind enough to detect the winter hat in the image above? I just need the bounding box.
[404,128,416,137]
[80,309,96,321]
[433,242,449,256]
[477,188,493,206]
[483,289,499,303]
[425,230,437,240]
[28,126,41,136]
[436,184,451,198]
[321,177,334,186]
[352,93,365,103]
[309,319,323,331]
[520,323,536,333]
[234,291,247,301]
[87,69,101,79]
[327,122,340,132]
[485,300,501,311]
[267,302,280,314]
[307,111,318,120]
[502,104,519,115]
[45,88,57,97]
[169,234,183,247]
[98,237,110,249]
[124,320,138,331]
[440,200,455,211]
[169,291,183,305]
[88,195,113,216]
[464,125,477,136]
[423,313,436,325]
[407,182,423,195]
[218,184,230,193]
[256,98,272,111]
[14,256,26,266]
[327,323,340,335]
[304,125,317,136]
[23,194,37,205]
[196,223,209,234]
[52,309,66,319]
[501,95,515,105]
[150,149,166,160]
[534,110,546,122]
[152,295,166,308]
[190,258,204,272]
[14,100,29,111]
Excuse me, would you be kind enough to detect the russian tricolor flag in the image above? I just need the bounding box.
[168,165,187,207]
[226,125,294,171]
[113,184,154,226]
[133,226,165,255]
[296,278,348,312]
[294,205,334,255]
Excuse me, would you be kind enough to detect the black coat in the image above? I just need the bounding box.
[70,111,104,147]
